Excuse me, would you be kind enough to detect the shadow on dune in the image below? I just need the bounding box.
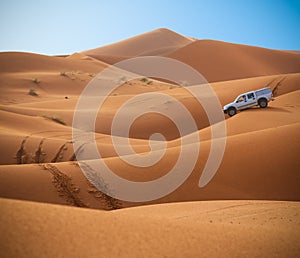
[243,106,292,113]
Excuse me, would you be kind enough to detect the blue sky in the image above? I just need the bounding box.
[0,0,299,55]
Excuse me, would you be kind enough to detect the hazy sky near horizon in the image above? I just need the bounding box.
[0,0,299,55]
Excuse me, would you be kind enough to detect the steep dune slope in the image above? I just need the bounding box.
[166,40,300,82]
[82,28,194,58]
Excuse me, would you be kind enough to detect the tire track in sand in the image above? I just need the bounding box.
[42,163,87,208]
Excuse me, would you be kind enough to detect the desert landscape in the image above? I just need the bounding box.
[0,28,300,257]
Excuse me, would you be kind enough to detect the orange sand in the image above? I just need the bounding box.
[0,28,299,257]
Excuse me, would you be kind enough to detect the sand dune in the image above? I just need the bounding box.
[0,52,107,73]
[0,89,299,207]
[0,118,299,208]
[82,28,195,64]
[83,28,194,58]
[82,29,300,83]
[1,198,299,258]
[0,28,299,257]
[166,39,300,82]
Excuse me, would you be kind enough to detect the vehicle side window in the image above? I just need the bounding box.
[237,95,246,102]
[247,93,254,99]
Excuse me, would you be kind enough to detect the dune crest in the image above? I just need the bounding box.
[82,28,194,57]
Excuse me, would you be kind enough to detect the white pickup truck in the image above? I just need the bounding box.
[223,87,274,117]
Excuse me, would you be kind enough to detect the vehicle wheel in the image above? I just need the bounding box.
[227,107,237,117]
[258,98,268,108]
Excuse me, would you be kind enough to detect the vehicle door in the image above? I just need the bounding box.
[235,95,248,110]
[246,92,256,105]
